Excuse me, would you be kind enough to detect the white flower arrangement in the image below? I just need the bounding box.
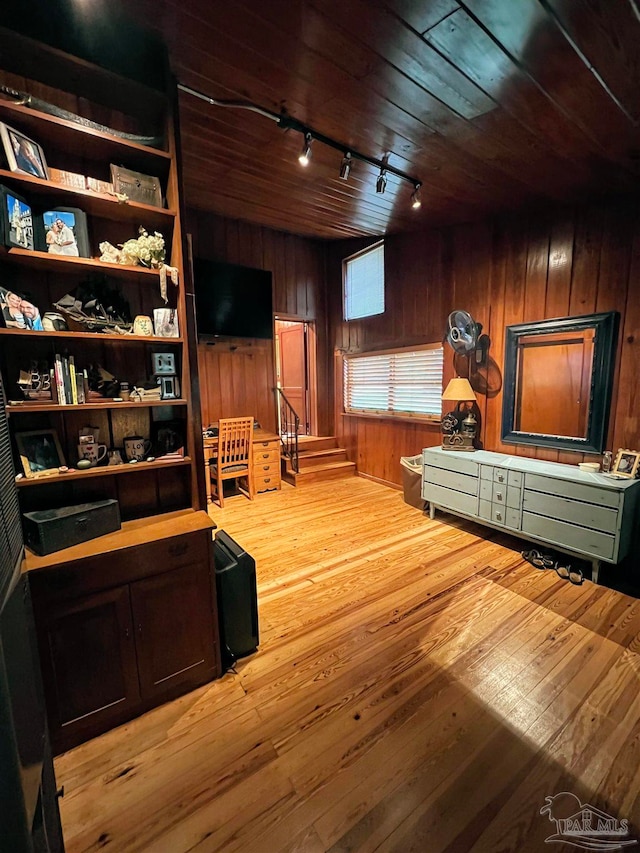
[120,227,166,268]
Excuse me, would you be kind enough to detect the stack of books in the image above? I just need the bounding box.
[51,354,87,405]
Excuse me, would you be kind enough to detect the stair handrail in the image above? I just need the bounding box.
[275,387,300,473]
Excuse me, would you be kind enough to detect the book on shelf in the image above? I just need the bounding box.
[54,354,66,406]
[69,356,78,405]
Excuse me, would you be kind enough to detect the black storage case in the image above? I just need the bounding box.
[213,530,259,670]
[23,499,121,555]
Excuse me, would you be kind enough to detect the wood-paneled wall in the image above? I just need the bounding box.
[329,199,640,486]
[187,211,329,432]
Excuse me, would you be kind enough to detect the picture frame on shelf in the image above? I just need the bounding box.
[153,307,179,338]
[612,448,640,479]
[0,122,49,179]
[16,429,66,478]
[36,207,91,258]
[152,352,176,375]
[151,419,185,458]
[0,185,34,250]
[110,164,163,208]
[0,286,43,330]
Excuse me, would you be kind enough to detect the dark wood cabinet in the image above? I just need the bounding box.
[131,560,216,700]
[41,586,140,743]
[29,515,220,753]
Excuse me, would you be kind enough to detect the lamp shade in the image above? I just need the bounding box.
[442,377,476,402]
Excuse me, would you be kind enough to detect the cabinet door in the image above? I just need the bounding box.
[130,560,216,700]
[39,586,140,749]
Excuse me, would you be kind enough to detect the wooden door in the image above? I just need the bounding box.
[277,321,307,433]
[39,586,140,750]
[130,560,217,700]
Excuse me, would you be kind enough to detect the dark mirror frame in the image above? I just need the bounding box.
[501,311,618,453]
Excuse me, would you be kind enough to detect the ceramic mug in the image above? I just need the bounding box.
[77,442,107,467]
[124,435,152,461]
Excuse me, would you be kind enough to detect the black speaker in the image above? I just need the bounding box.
[213,530,259,671]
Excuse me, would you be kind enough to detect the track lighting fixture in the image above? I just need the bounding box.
[339,152,352,180]
[298,133,312,166]
[178,83,422,208]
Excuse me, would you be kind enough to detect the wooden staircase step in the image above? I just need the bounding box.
[296,448,348,468]
[282,460,356,486]
[296,436,339,452]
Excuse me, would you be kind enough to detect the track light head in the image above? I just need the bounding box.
[298,132,312,166]
[376,169,387,194]
[411,183,422,209]
[339,152,352,180]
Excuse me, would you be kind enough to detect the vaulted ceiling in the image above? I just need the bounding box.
[127,0,640,239]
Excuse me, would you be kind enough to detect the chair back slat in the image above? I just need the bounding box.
[218,417,254,469]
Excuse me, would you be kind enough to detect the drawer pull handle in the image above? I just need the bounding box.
[262,453,269,459]
[263,465,269,471]
[264,478,271,483]
[497,474,505,482]
[495,512,502,521]
[168,542,189,558]
[496,492,503,501]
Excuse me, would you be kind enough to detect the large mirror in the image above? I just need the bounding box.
[501,312,618,453]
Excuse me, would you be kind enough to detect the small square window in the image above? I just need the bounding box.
[343,242,384,320]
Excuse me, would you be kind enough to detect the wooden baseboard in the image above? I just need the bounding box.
[357,471,402,490]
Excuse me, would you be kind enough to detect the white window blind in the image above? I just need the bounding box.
[344,345,444,419]
[343,242,384,320]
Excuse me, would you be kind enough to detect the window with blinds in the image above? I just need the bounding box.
[343,344,444,419]
[343,241,384,320]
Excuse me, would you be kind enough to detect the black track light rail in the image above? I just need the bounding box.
[178,83,422,190]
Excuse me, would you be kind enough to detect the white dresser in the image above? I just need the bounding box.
[422,446,640,583]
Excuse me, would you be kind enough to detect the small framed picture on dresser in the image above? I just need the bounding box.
[612,449,640,478]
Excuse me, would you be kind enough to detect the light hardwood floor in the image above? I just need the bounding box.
[55,478,640,852]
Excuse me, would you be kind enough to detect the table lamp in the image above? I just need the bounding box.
[441,377,477,451]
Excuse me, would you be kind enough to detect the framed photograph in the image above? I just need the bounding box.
[0,286,43,330]
[612,448,640,479]
[0,184,34,250]
[110,164,163,208]
[153,307,179,338]
[151,419,185,458]
[16,429,65,478]
[36,207,90,258]
[0,122,49,179]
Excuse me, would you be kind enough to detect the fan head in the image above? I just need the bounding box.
[446,310,481,354]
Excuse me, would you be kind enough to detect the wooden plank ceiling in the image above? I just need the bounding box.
[126,0,640,238]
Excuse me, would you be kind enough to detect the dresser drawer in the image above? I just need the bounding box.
[525,473,619,509]
[522,512,615,561]
[491,483,521,509]
[523,490,618,534]
[423,466,478,496]
[424,483,478,516]
[423,451,478,478]
[255,474,281,492]
[478,501,519,530]
[253,448,280,465]
[508,470,523,488]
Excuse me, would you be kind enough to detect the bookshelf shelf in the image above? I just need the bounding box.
[8,399,187,414]
[16,456,191,487]
[0,327,183,343]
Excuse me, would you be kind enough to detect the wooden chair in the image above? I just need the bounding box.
[210,417,256,508]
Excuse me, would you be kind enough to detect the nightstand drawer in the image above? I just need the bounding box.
[255,460,280,476]
[253,449,280,465]
[255,474,281,492]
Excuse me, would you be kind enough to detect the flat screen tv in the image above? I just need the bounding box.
[193,258,273,339]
